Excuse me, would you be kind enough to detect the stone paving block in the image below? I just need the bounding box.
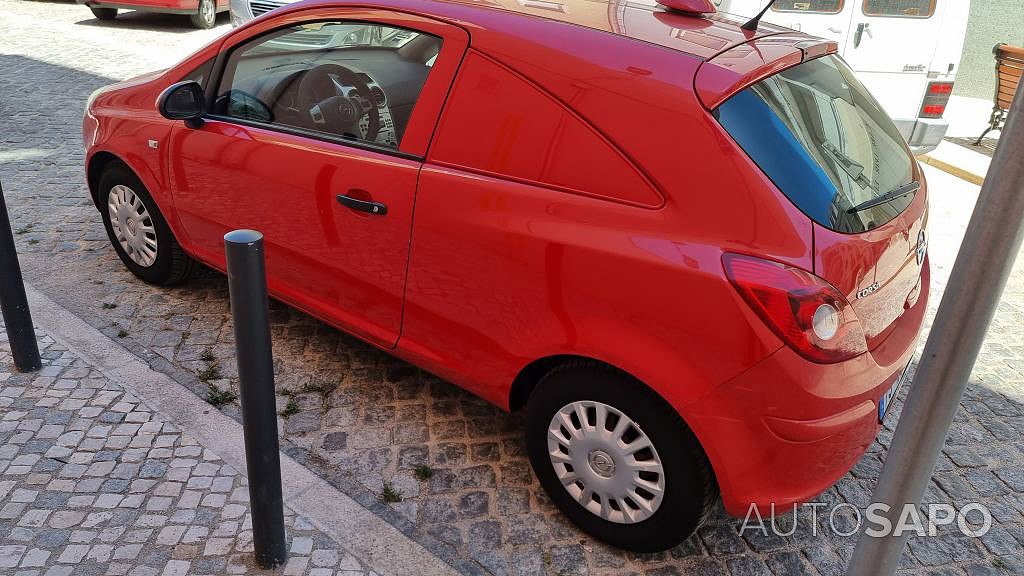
[0,545,27,568]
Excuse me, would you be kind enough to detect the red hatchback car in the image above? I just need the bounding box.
[77,0,226,29]
[82,0,930,551]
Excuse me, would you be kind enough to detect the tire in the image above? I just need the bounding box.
[190,0,216,29]
[98,161,194,286]
[525,362,717,552]
[90,7,117,20]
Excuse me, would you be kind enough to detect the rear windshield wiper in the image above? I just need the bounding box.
[820,140,865,181]
[847,181,920,214]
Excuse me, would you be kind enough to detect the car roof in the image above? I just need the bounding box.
[447,0,789,60]
[462,0,791,60]
[287,0,791,61]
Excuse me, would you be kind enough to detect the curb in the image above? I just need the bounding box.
[917,154,986,186]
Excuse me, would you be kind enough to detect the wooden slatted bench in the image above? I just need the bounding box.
[975,43,1024,144]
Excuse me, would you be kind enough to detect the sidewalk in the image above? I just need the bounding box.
[0,287,457,576]
[919,139,993,186]
[0,328,375,576]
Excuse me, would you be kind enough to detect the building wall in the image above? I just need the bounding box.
[955,0,1024,99]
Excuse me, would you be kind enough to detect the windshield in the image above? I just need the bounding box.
[716,55,915,233]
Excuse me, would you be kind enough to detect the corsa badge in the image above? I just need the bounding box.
[857,282,880,299]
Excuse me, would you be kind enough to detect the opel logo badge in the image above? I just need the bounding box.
[916,230,928,265]
[588,450,616,478]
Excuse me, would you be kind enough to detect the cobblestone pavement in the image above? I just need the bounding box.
[2,1,1024,575]
[0,323,375,576]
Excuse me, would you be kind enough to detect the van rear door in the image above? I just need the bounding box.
[844,0,945,75]
[841,0,947,120]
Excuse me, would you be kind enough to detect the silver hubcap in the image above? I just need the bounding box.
[547,400,665,524]
[107,185,158,267]
[201,0,213,22]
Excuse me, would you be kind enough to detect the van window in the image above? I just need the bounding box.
[715,55,915,234]
[773,1,843,14]
[430,52,661,207]
[863,0,935,18]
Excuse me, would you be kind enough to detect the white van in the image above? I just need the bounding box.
[716,0,970,154]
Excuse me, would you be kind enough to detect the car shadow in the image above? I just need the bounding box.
[73,9,230,33]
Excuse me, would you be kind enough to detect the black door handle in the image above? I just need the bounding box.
[337,194,387,215]
[854,22,867,48]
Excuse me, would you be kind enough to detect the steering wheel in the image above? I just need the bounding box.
[296,63,380,142]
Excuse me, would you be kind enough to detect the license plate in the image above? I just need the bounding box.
[879,360,912,422]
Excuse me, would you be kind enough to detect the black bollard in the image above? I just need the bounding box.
[0,181,41,372]
[224,229,287,569]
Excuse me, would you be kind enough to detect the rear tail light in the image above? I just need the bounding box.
[919,81,954,119]
[723,253,869,363]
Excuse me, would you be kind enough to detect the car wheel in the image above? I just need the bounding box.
[525,362,717,552]
[98,161,194,286]
[190,0,216,29]
[90,7,117,20]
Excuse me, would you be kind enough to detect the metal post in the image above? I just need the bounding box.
[846,86,1024,575]
[0,181,41,372]
[224,229,287,569]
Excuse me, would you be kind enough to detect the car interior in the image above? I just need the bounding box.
[214,22,442,150]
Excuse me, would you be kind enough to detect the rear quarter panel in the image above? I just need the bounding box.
[402,165,783,411]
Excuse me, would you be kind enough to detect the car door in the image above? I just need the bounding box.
[167,9,468,348]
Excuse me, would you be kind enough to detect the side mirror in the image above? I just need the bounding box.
[158,81,205,129]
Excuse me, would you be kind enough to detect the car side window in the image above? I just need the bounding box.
[213,21,442,151]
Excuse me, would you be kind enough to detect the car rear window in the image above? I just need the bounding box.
[715,55,915,234]
[772,0,844,14]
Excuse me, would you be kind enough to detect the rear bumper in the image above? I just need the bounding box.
[894,118,949,156]
[77,0,199,13]
[685,258,931,516]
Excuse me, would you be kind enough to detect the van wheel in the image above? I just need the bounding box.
[525,363,716,552]
[190,0,216,29]
[90,7,117,20]
[98,161,194,286]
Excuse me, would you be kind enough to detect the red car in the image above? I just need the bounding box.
[82,0,929,551]
[77,0,226,28]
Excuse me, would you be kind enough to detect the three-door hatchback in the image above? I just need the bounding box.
[82,0,930,551]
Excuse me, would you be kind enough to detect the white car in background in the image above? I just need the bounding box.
[714,0,971,155]
[229,0,287,26]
